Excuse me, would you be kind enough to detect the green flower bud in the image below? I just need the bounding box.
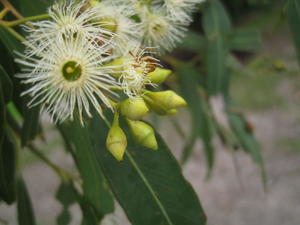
[127,120,158,150]
[143,90,187,115]
[167,109,178,115]
[106,113,127,161]
[120,98,149,120]
[105,58,125,78]
[99,17,118,33]
[89,0,99,7]
[146,68,171,84]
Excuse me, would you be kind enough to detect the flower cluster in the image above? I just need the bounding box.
[16,0,204,160]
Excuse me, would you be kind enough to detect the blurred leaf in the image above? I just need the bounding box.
[84,114,207,225]
[17,177,37,225]
[0,65,13,103]
[19,0,50,16]
[0,27,23,55]
[287,0,300,66]
[229,29,262,51]
[177,64,215,175]
[55,183,77,225]
[0,132,16,204]
[227,103,266,186]
[55,181,99,225]
[0,81,5,147]
[0,24,39,146]
[203,0,231,95]
[20,102,40,146]
[178,31,206,52]
[59,121,115,219]
[203,0,232,36]
[80,198,99,225]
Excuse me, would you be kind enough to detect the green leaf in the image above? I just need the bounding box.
[203,0,231,95]
[178,31,206,52]
[0,26,23,55]
[0,65,13,103]
[0,23,40,146]
[177,64,215,175]
[227,103,266,186]
[18,0,50,16]
[17,177,37,225]
[55,181,100,225]
[0,132,17,204]
[58,121,115,218]
[229,29,262,51]
[55,183,77,225]
[21,103,40,147]
[80,198,99,225]
[287,0,300,66]
[0,80,5,147]
[85,114,207,225]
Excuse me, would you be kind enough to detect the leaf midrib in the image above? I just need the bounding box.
[126,151,175,225]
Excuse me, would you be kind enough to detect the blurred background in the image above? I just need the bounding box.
[1,0,300,224]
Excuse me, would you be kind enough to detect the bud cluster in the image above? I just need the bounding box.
[15,0,203,160]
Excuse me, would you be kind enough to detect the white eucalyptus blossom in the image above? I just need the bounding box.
[23,0,112,56]
[139,8,186,53]
[119,45,159,98]
[15,37,117,124]
[92,0,142,53]
[154,0,206,23]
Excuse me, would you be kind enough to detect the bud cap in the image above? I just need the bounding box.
[127,120,158,150]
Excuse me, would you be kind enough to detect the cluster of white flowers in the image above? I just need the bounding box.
[16,0,205,124]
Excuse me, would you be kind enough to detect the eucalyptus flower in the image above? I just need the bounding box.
[154,0,206,24]
[119,46,160,98]
[23,0,112,56]
[16,37,117,124]
[139,8,186,53]
[92,0,142,53]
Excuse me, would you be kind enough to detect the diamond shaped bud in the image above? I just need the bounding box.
[127,119,158,150]
[146,68,171,84]
[106,113,127,161]
[120,98,149,120]
[143,90,187,115]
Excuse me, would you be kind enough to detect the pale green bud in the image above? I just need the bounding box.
[127,120,158,150]
[146,68,171,84]
[166,109,178,115]
[89,0,99,7]
[143,90,187,115]
[106,113,127,161]
[120,98,149,120]
[105,58,125,78]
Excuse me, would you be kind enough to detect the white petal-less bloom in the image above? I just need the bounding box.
[93,0,142,54]
[23,0,112,56]
[15,37,117,124]
[119,45,159,98]
[139,8,186,53]
[154,0,206,24]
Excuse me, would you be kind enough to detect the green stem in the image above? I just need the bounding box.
[0,8,9,19]
[3,13,50,27]
[27,143,77,183]
[6,111,79,183]
[169,116,186,139]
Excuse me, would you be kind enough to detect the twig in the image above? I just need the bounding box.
[0,8,9,19]
[2,14,50,27]
[0,0,23,19]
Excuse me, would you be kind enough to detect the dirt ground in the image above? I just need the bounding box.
[1,27,300,225]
